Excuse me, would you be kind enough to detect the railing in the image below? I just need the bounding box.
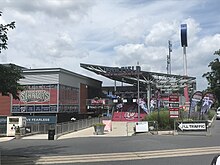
[55,117,100,138]
[24,117,100,139]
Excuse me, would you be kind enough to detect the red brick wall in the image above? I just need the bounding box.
[0,94,11,116]
[80,84,88,114]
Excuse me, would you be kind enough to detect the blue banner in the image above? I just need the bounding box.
[26,116,57,124]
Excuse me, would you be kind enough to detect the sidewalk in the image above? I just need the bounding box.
[58,126,129,140]
[0,122,135,141]
[0,136,14,142]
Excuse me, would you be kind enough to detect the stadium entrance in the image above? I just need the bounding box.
[81,63,196,122]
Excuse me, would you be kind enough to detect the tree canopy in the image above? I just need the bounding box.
[0,11,15,53]
[202,49,220,105]
[0,11,23,99]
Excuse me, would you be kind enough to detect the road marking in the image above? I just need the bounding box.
[3,146,220,164]
[35,146,220,164]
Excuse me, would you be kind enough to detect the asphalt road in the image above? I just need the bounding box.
[1,120,220,165]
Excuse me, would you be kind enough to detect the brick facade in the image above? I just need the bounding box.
[0,94,11,116]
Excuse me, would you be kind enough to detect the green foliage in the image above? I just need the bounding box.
[0,12,24,99]
[202,49,220,106]
[0,64,24,99]
[0,11,16,53]
[93,123,106,127]
[208,109,216,120]
[143,110,174,130]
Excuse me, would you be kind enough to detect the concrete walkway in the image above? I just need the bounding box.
[0,122,135,141]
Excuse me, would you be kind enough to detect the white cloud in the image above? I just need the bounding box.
[0,0,220,91]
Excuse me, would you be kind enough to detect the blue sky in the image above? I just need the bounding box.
[0,0,220,90]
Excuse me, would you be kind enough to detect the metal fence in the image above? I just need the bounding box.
[24,117,100,138]
[55,117,100,138]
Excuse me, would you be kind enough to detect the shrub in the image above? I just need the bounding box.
[143,110,174,130]
[208,109,216,120]
[93,123,106,127]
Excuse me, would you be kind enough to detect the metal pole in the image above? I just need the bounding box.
[114,80,117,93]
[183,46,187,76]
[147,84,151,113]
[137,64,140,121]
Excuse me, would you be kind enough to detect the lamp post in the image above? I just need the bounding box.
[137,63,140,121]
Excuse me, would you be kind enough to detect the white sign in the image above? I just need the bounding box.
[169,110,179,118]
[178,123,206,131]
[135,122,149,133]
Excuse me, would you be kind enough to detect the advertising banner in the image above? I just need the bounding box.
[112,112,145,122]
[13,85,58,105]
[189,91,203,114]
[137,98,149,114]
[201,92,215,114]
[26,116,57,124]
[12,84,58,113]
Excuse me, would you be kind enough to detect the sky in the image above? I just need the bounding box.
[0,0,220,91]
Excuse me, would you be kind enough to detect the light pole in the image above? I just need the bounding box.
[137,62,140,121]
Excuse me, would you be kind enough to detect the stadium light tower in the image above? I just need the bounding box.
[180,24,190,105]
[137,61,140,121]
[181,24,188,76]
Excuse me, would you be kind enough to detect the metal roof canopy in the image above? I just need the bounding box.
[80,63,196,92]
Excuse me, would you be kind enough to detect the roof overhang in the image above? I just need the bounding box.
[80,63,196,92]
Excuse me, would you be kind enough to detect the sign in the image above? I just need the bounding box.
[103,66,141,76]
[169,94,179,102]
[112,112,146,122]
[178,122,207,131]
[26,116,57,124]
[91,99,106,105]
[169,110,179,118]
[102,120,112,132]
[169,94,179,118]
[135,122,149,133]
[12,105,58,113]
[20,90,50,103]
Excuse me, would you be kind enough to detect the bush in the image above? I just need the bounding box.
[143,110,174,130]
[93,123,106,127]
[208,109,216,120]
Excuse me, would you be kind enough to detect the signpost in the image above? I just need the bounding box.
[169,94,179,118]
[169,94,179,135]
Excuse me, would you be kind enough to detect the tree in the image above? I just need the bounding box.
[0,11,15,53]
[0,11,23,99]
[202,49,220,105]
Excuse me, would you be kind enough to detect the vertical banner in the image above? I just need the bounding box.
[154,89,161,109]
[201,92,215,114]
[184,85,189,103]
[137,98,149,114]
[189,91,203,114]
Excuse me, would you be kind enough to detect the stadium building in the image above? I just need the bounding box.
[0,66,102,124]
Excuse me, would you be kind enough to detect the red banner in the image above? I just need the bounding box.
[112,112,146,122]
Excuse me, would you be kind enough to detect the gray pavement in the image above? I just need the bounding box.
[0,121,132,141]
